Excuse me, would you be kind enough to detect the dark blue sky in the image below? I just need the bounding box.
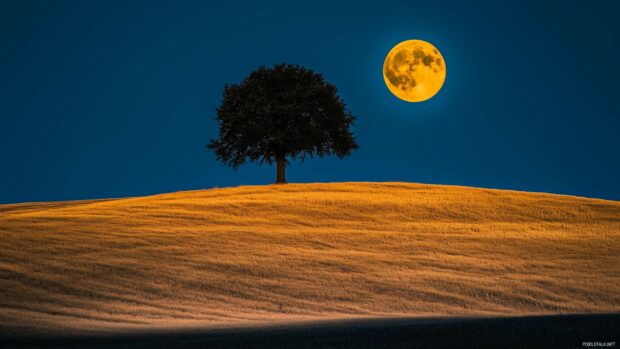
[1,0,619,204]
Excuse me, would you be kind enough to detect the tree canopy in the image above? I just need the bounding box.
[208,63,358,183]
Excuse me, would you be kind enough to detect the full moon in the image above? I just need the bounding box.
[383,40,446,102]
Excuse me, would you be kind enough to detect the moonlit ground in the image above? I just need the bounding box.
[0,182,619,334]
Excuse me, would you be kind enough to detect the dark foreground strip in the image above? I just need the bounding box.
[1,313,618,349]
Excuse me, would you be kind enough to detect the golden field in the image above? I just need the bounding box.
[0,182,619,334]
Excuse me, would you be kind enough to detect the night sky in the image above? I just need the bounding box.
[1,0,619,204]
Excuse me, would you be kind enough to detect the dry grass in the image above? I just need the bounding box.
[0,182,619,334]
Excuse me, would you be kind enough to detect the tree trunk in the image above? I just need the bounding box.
[276,156,286,184]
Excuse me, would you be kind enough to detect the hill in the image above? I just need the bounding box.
[0,182,619,335]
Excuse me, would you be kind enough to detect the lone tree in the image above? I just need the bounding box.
[208,63,358,184]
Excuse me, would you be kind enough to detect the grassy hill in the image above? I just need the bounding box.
[0,182,619,334]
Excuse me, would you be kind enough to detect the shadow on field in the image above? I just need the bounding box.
[2,313,618,349]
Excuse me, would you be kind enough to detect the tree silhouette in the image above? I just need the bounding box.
[208,64,358,184]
